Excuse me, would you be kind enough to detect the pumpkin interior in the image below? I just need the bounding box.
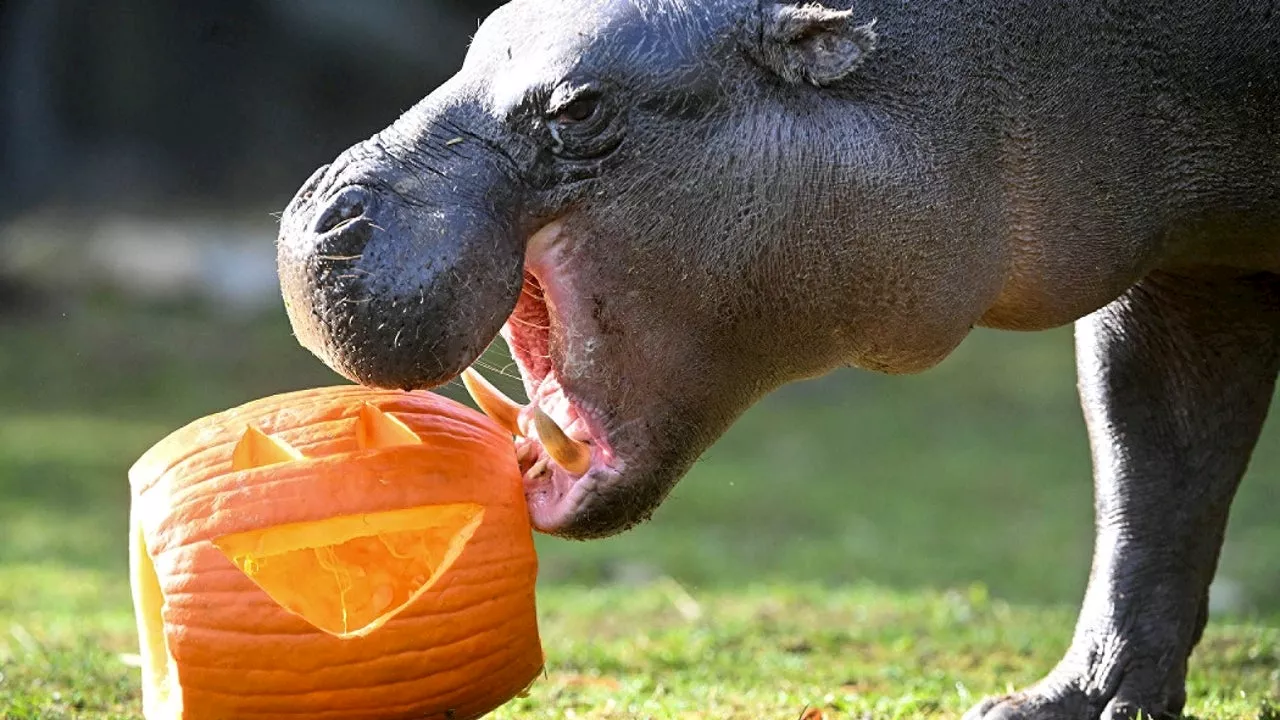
[214,503,485,637]
[210,404,486,638]
[131,511,179,717]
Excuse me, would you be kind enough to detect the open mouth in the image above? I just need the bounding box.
[460,221,622,534]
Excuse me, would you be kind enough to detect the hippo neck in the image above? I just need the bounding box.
[869,0,1280,331]
[763,0,1280,377]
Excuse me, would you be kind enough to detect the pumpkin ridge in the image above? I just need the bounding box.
[153,421,505,508]
[131,390,501,496]
[129,391,348,492]
[153,543,533,590]
[173,686,525,719]
[165,586,532,641]
[177,637,538,699]
[154,483,505,552]
[173,606,540,678]
[146,453,477,546]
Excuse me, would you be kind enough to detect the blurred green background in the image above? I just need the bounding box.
[2,0,1278,628]
[4,288,1280,615]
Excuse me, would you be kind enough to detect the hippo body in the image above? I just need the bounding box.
[276,1,1280,718]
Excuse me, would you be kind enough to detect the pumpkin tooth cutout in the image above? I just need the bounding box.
[213,503,485,637]
[129,387,543,720]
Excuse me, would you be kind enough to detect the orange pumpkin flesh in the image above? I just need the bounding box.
[129,386,543,720]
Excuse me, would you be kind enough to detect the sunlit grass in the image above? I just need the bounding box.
[1,294,1278,717]
[2,569,1277,719]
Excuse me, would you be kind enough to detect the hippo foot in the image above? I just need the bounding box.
[962,664,1186,720]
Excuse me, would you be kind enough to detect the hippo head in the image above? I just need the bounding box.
[277,0,1005,538]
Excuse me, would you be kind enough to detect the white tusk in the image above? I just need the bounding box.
[461,368,524,436]
[532,407,591,475]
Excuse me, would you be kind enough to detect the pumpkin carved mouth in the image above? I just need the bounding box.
[210,407,486,638]
[214,504,485,638]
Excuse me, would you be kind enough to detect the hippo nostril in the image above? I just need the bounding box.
[284,163,332,217]
[313,186,374,235]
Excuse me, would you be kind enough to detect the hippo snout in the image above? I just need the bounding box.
[276,140,526,391]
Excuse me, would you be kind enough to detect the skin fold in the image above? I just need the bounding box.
[275,1,1280,718]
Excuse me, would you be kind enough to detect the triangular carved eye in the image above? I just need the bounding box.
[231,426,304,471]
[214,503,485,638]
[356,403,423,450]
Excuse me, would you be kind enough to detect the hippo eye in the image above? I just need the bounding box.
[554,94,601,124]
[544,84,623,161]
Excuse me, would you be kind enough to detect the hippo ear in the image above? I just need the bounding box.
[747,3,878,87]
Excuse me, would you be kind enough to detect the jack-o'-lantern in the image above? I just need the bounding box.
[128,385,542,720]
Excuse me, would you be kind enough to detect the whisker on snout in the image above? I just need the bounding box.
[475,358,525,383]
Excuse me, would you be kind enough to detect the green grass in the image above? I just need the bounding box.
[1,291,1278,717]
[2,569,1278,719]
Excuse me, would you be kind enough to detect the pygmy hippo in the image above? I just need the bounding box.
[275,1,1280,717]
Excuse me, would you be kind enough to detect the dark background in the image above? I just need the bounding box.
[1,0,504,218]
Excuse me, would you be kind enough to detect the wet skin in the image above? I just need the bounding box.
[275,1,1280,718]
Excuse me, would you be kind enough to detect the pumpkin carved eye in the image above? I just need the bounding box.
[129,388,543,720]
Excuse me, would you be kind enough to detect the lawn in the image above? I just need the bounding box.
[2,291,1278,718]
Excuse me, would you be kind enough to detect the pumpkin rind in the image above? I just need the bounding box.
[129,387,543,720]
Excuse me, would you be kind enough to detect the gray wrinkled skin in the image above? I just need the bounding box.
[275,1,1280,718]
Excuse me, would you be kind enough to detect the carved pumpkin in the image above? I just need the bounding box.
[128,386,543,720]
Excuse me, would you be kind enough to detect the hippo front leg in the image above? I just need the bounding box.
[967,271,1280,720]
